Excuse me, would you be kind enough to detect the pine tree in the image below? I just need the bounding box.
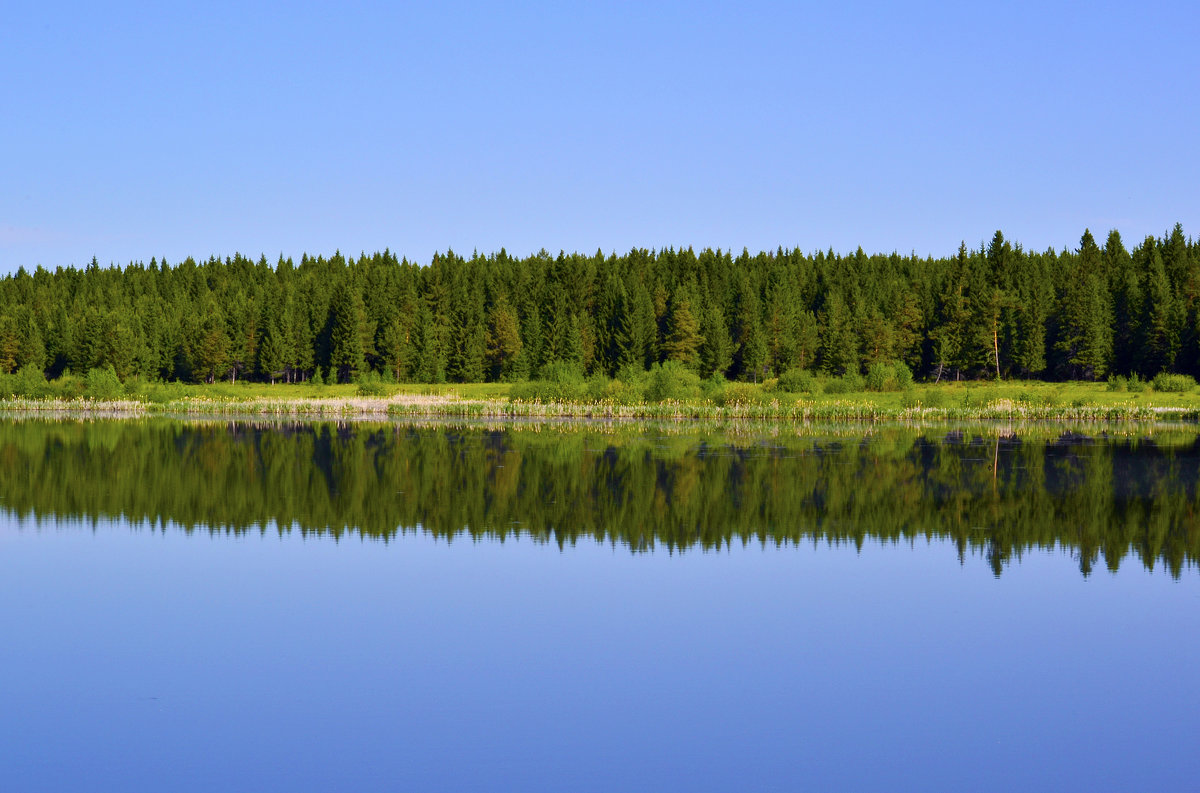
[192,304,231,384]
[698,300,733,377]
[929,244,972,380]
[0,313,19,373]
[819,289,858,376]
[625,277,658,370]
[733,276,769,380]
[1139,238,1178,375]
[663,292,704,368]
[1055,230,1112,379]
[595,270,631,376]
[329,281,366,383]
[486,298,523,380]
[1105,230,1140,375]
[257,311,289,384]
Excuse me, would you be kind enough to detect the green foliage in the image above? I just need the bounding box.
[1151,373,1195,393]
[823,372,865,394]
[84,365,123,401]
[1,421,1198,577]
[645,360,703,402]
[864,360,915,392]
[14,364,50,398]
[355,370,388,397]
[1105,373,1147,393]
[1,225,1198,392]
[713,382,770,406]
[537,360,585,384]
[510,363,588,402]
[776,368,819,394]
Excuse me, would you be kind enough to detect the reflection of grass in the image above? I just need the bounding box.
[2,379,1200,422]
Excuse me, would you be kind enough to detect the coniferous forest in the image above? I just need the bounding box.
[0,225,1197,385]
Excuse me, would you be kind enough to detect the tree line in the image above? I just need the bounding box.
[0,421,1196,577]
[0,224,1197,384]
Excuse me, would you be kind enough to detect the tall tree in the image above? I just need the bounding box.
[1054,230,1112,379]
[328,281,366,383]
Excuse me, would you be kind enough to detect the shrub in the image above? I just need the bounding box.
[355,370,388,397]
[776,368,818,394]
[864,362,890,392]
[509,378,586,402]
[509,361,590,402]
[615,363,648,386]
[1152,373,1195,393]
[13,364,50,398]
[1127,373,1147,393]
[598,377,646,405]
[1106,374,1127,392]
[84,365,123,401]
[714,382,769,406]
[701,372,729,399]
[823,372,864,394]
[864,361,915,392]
[140,381,187,404]
[645,360,703,402]
[921,389,947,408]
[537,360,585,384]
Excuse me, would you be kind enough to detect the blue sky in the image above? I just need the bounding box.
[2,0,1197,273]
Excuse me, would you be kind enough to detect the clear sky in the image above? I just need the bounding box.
[2,0,1197,273]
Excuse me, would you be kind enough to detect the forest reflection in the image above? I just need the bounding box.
[2,419,1198,577]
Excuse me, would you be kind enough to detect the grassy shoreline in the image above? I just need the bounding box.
[2,379,1199,423]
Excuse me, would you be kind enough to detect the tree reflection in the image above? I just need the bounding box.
[1,419,1197,577]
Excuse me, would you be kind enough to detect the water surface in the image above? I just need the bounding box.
[1,419,1197,791]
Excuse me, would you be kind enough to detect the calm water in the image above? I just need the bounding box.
[1,419,1198,792]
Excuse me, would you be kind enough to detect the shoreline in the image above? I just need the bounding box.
[1,393,1197,424]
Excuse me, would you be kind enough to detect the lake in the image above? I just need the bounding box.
[1,419,1197,791]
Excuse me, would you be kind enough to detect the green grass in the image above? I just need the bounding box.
[3,375,1200,423]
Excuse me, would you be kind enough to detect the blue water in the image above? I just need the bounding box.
[2,516,1197,792]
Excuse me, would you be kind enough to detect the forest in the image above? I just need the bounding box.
[0,225,1197,385]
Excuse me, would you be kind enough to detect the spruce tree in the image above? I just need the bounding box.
[663,292,704,369]
[329,281,366,383]
[1055,230,1113,379]
[486,298,523,381]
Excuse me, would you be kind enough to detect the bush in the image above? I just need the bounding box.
[921,389,947,408]
[84,365,123,401]
[823,372,864,394]
[537,360,585,384]
[645,360,702,402]
[310,367,325,386]
[714,382,769,406]
[509,379,583,402]
[776,368,818,394]
[863,360,914,392]
[1152,373,1195,393]
[14,364,50,398]
[140,381,188,404]
[865,362,890,392]
[596,376,646,405]
[355,370,388,397]
[701,372,729,400]
[1108,373,1147,393]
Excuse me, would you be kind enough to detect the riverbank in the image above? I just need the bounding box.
[2,379,1199,422]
